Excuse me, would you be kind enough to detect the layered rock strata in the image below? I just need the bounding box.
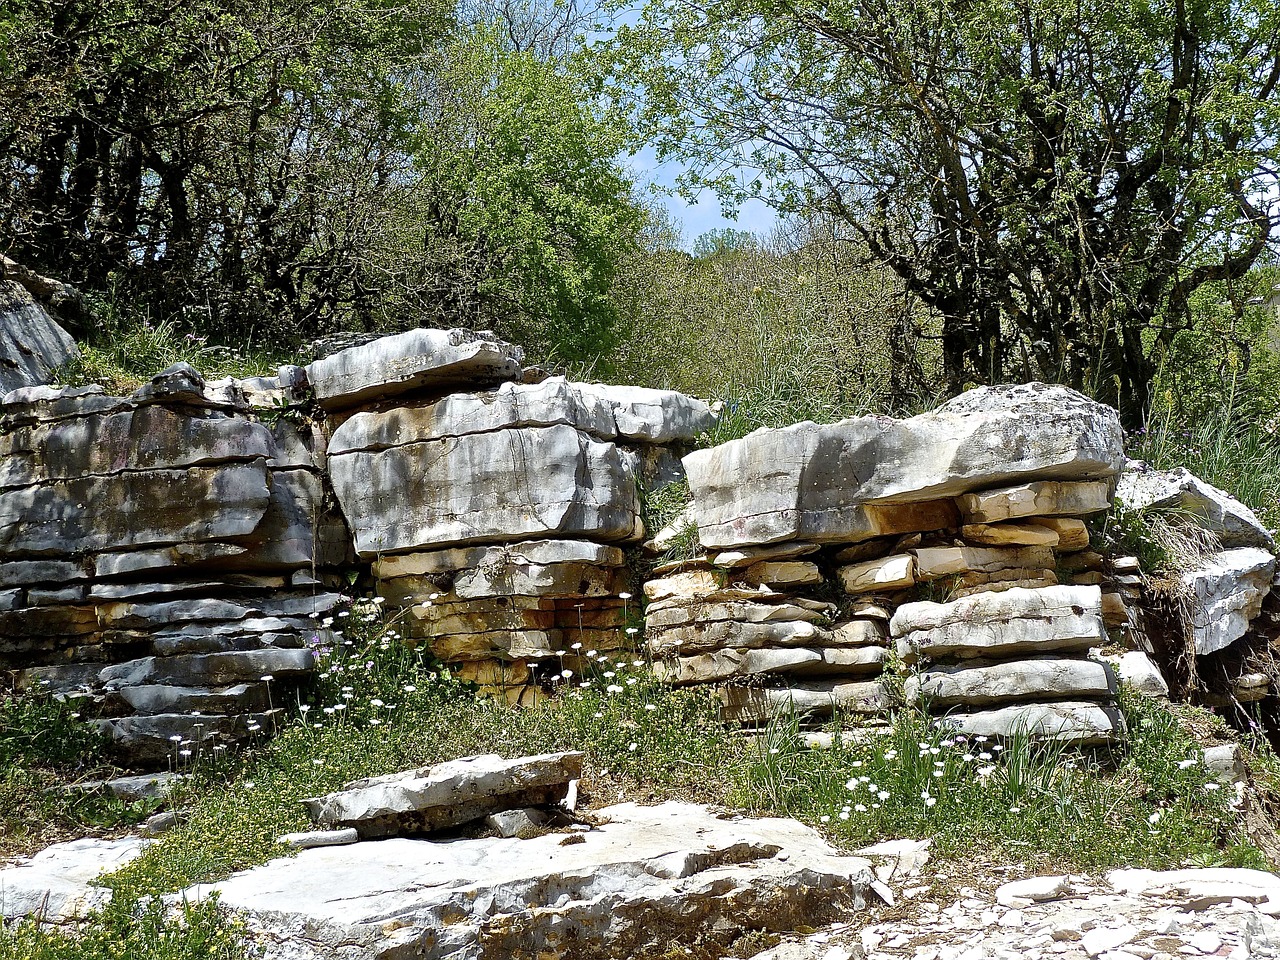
[648,383,1128,735]
[1,364,348,764]
[314,334,715,701]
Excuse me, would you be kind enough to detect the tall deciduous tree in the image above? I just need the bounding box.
[0,0,640,362]
[609,0,1280,426]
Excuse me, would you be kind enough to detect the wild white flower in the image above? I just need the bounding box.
[371,699,384,707]
[628,742,638,752]
[884,749,898,760]
[626,677,638,685]
[962,753,975,762]
[619,592,632,600]
[312,758,324,766]
[1148,811,1162,824]
[978,751,992,761]
[1178,758,1199,769]
[561,669,574,679]
[299,705,311,714]
[839,810,850,820]
[626,628,639,636]
[370,718,382,726]
[593,711,604,719]
[845,778,857,790]
[1204,782,1222,792]
[820,815,830,823]
[571,642,583,650]
[645,704,657,711]
[850,760,863,768]
[170,735,183,742]
[854,803,867,813]
[403,684,417,693]
[632,659,644,667]
[179,749,192,757]
[877,790,889,801]
[924,796,937,808]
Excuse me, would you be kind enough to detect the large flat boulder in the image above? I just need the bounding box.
[302,752,584,838]
[328,425,642,557]
[305,329,523,411]
[906,657,1117,707]
[936,700,1126,745]
[684,383,1123,549]
[574,383,717,443]
[192,801,878,960]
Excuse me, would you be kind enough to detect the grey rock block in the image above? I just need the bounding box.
[935,700,1126,745]
[1117,463,1275,549]
[1181,547,1275,655]
[306,328,523,411]
[192,801,877,960]
[685,382,1123,549]
[0,836,149,921]
[0,279,79,395]
[329,425,642,557]
[302,752,585,838]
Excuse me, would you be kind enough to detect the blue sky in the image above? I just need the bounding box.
[625,145,778,248]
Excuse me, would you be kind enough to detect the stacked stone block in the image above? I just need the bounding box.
[0,364,349,763]
[315,330,714,702]
[646,383,1130,742]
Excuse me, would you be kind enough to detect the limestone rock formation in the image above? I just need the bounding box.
[1117,463,1275,550]
[193,801,879,960]
[0,365,348,764]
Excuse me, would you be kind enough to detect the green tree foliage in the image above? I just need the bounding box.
[609,0,1280,427]
[608,210,941,428]
[0,0,640,361]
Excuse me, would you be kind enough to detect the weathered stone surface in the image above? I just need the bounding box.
[97,594,342,631]
[959,522,1061,547]
[891,586,1105,662]
[1117,464,1275,549]
[936,700,1125,745]
[743,560,824,586]
[912,545,1055,580]
[329,425,642,557]
[0,278,79,395]
[372,539,626,579]
[906,657,1116,707]
[485,807,556,839]
[278,828,360,851]
[0,462,271,557]
[957,479,1112,523]
[1107,867,1280,909]
[91,543,253,578]
[575,383,717,443]
[305,328,523,411]
[711,542,819,568]
[97,710,284,763]
[1027,517,1091,551]
[1181,547,1276,655]
[0,405,274,488]
[830,620,889,646]
[645,600,829,630]
[644,568,725,601]
[0,836,149,921]
[57,771,187,803]
[113,682,273,715]
[302,752,584,838]
[718,680,890,723]
[839,554,916,594]
[194,801,876,960]
[655,647,824,684]
[1109,651,1169,699]
[0,559,89,586]
[647,620,832,656]
[99,648,315,688]
[328,378,617,454]
[685,383,1122,549]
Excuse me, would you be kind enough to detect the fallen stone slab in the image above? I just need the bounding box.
[0,836,150,921]
[302,752,584,838]
[1117,463,1275,550]
[305,328,523,411]
[191,801,880,960]
[277,828,361,851]
[1181,547,1276,655]
[935,700,1126,745]
[55,771,188,803]
[995,874,1082,908]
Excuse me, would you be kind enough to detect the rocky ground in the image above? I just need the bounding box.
[755,866,1280,960]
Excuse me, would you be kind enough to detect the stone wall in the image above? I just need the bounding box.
[2,366,349,763]
[645,383,1133,745]
[7,306,1278,763]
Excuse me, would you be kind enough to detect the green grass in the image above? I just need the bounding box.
[733,689,1269,873]
[57,295,283,394]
